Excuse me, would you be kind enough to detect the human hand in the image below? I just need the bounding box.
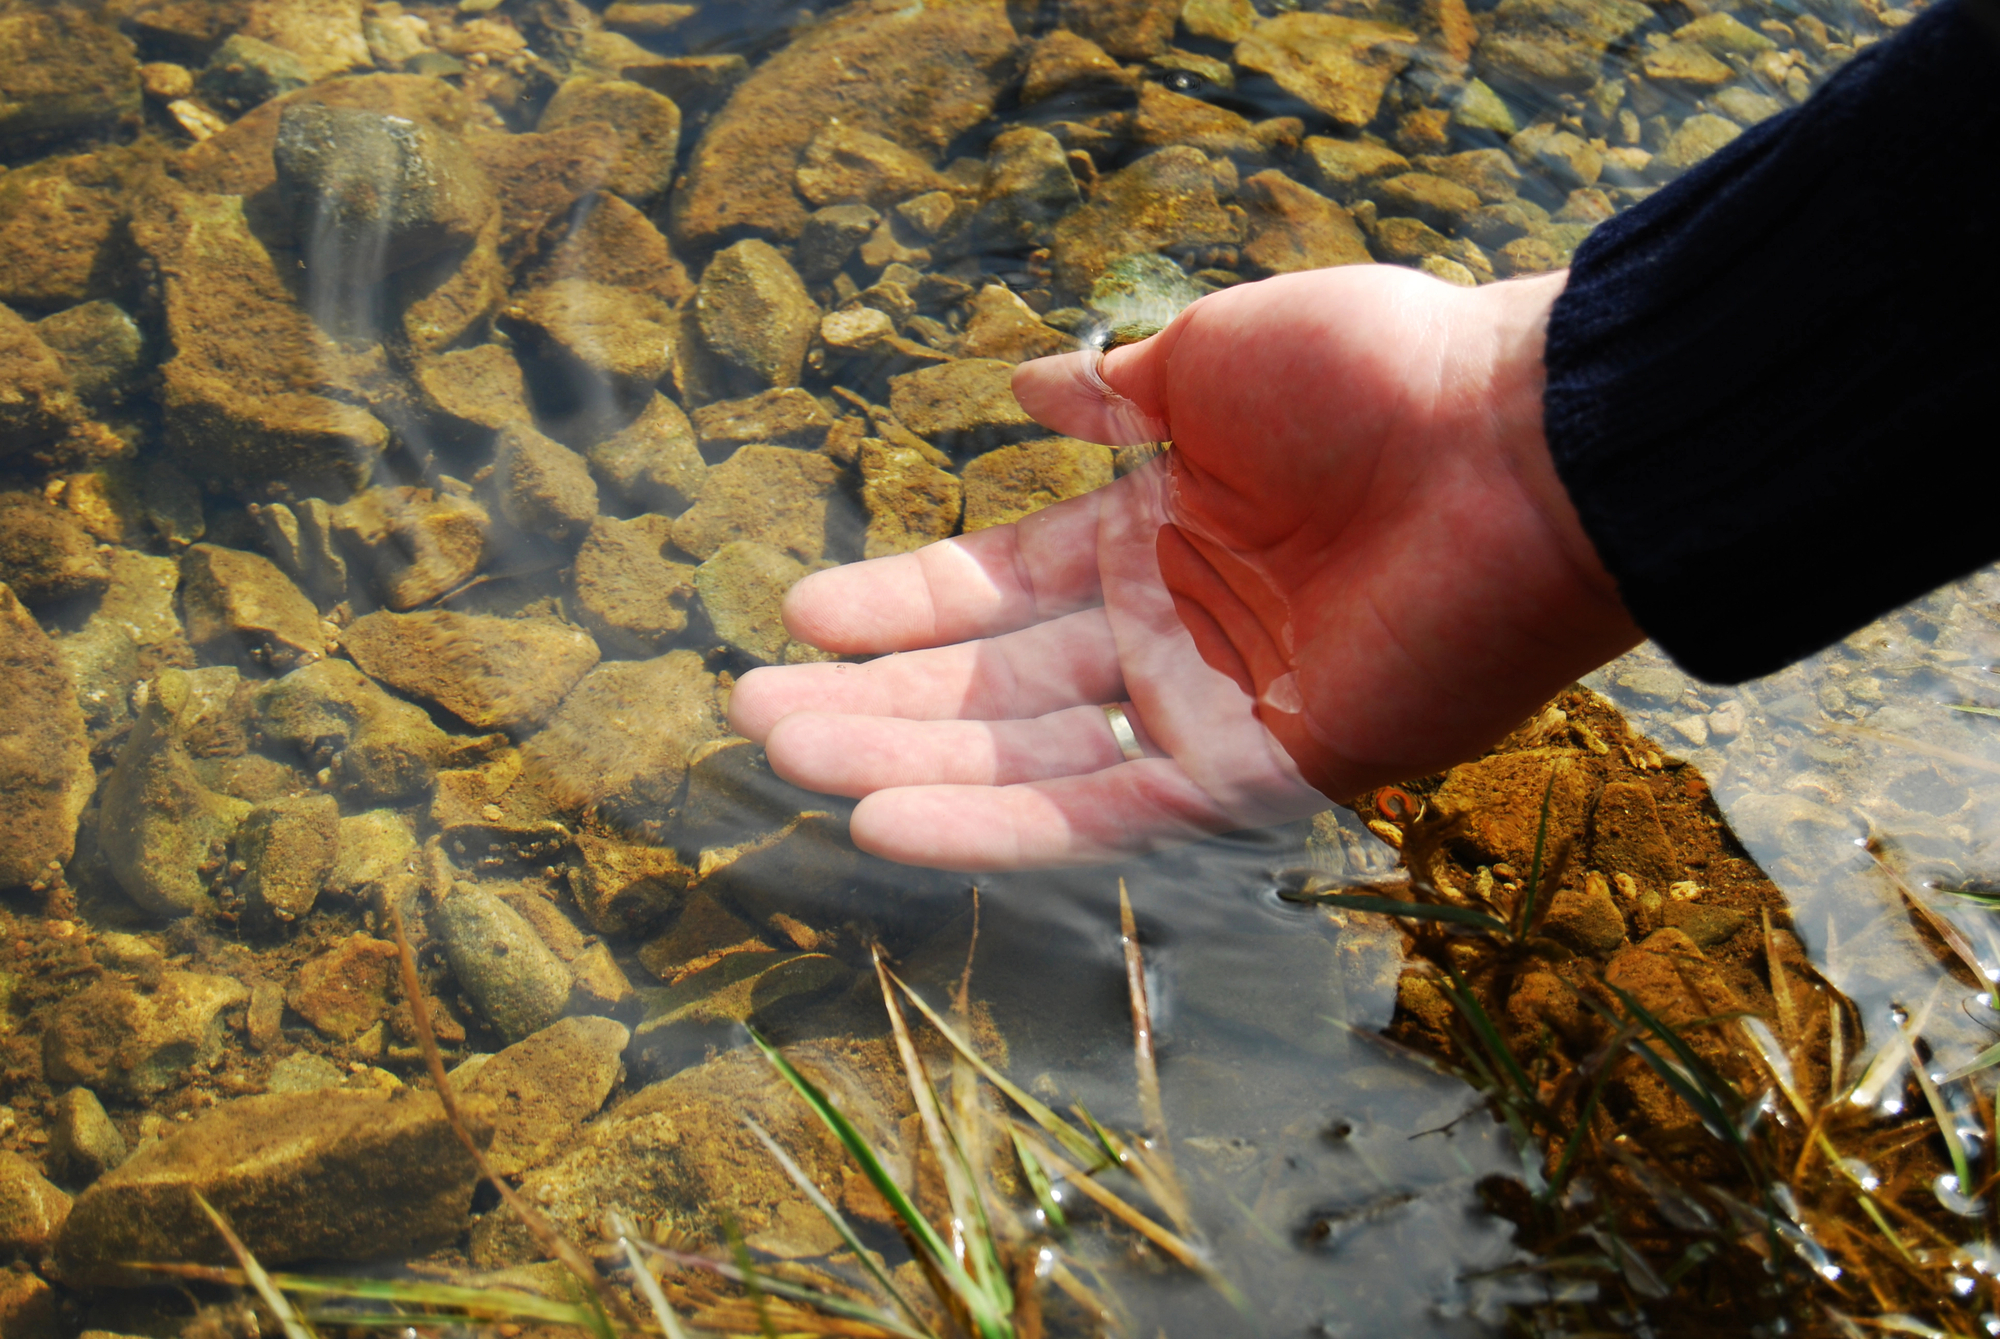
[728,266,1642,870]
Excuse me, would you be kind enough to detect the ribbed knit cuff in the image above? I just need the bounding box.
[1542,0,2000,683]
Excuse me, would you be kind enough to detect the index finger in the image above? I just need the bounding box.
[783,483,1110,655]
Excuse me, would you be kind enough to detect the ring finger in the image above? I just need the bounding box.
[763,701,1161,796]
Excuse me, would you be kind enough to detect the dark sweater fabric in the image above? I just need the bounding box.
[1541,0,2000,684]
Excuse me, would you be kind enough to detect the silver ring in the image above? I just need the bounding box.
[1102,703,1145,762]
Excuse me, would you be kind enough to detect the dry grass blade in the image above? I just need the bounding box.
[1866,841,1988,988]
[885,967,1105,1170]
[189,1193,318,1339]
[742,1117,937,1339]
[1119,880,1167,1147]
[1014,1126,1224,1290]
[387,905,641,1334]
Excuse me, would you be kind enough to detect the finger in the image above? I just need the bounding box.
[1155,523,1293,703]
[728,607,1125,738]
[847,764,1239,871]
[782,488,1109,655]
[763,703,1154,795]
[1011,347,1171,446]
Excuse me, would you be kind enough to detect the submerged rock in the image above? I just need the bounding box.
[1049,147,1245,296]
[670,445,845,565]
[888,358,1038,457]
[1476,0,1652,93]
[0,304,98,464]
[453,1015,629,1175]
[409,344,530,453]
[962,438,1115,530]
[484,423,600,544]
[197,32,310,110]
[133,188,388,497]
[522,192,693,309]
[55,1087,486,1285]
[42,969,248,1096]
[234,793,339,925]
[239,0,371,82]
[0,153,138,316]
[860,437,962,558]
[97,667,252,915]
[629,952,847,1079]
[178,544,325,672]
[341,610,601,734]
[1234,14,1416,127]
[795,124,950,210]
[570,515,697,658]
[569,833,692,936]
[694,542,808,666]
[48,1088,126,1185]
[1240,170,1372,275]
[670,0,1017,248]
[0,1151,71,1254]
[520,649,723,833]
[330,486,490,611]
[957,284,1068,364]
[0,492,109,607]
[502,278,676,406]
[254,659,450,804]
[795,203,880,281]
[288,932,399,1041]
[432,884,573,1045]
[0,587,91,890]
[536,78,681,204]
[692,388,832,457]
[36,301,145,405]
[694,241,819,394]
[586,393,707,515]
[1057,0,1178,58]
[273,102,494,276]
[0,6,140,150]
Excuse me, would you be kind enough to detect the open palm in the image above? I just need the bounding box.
[727,266,1640,870]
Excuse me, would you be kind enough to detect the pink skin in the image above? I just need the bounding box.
[728,265,1642,871]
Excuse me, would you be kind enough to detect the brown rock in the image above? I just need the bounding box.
[133,189,388,497]
[799,126,951,212]
[330,486,491,610]
[454,1016,629,1176]
[503,278,676,405]
[239,0,370,80]
[0,1151,71,1253]
[860,437,962,559]
[235,793,339,924]
[962,438,1114,530]
[521,192,692,308]
[536,78,681,204]
[1372,172,1482,230]
[486,422,601,544]
[409,344,529,452]
[1130,81,1267,160]
[570,832,692,936]
[0,492,109,606]
[1239,170,1371,276]
[1415,148,1523,203]
[1432,748,1598,873]
[693,388,833,457]
[0,5,140,151]
[1049,146,1245,296]
[43,970,248,1096]
[521,650,723,832]
[0,151,139,314]
[0,1269,58,1339]
[570,515,697,658]
[1234,14,1416,127]
[468,123,624,273]
[0,304,98,465]
[1590,780,1680,894]
[956,285,1068,363]
[693,542,809,666]
[1020,29,1128,104]
[670,445,845,564]
[888,358,1039,455]
[1540,870,1628,956]
[342,610,601,733]
[1058,0,1178,58]
[694,240,820,394]
[586,393,708,515]
[961,126,1079,253]
[1297,135,1410,198]
[670,0,1018,249]
[179,544,325,671]
[54,1087,486,1284]
[289,933,399,1042]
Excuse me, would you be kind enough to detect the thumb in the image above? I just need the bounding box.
[1010,340,1173,446]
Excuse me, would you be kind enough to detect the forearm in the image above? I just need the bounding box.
[1542,0,2000,683]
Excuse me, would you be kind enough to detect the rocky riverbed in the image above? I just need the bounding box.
[0,0,1957,1333]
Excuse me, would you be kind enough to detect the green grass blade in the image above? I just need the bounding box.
[632,1239,940,1339]
[1011,1130,1068,1235]
[556,1268,618,1339]
[128,1269,601,1323]
[1951,704,2000,719]
[1304,893,1509,935]
[1439,968,1537,1103]
[1904,1031,1975,1194]
[723,1217,778,1339]
[191,1194,318,1339]
[744,1118,937,1339]
[1542,1058,1612,1203]
[1517,770,1560,938]
[1601,986,1744,1134]
[887,968,1106,1170]
[747,1028,962,1288]
[1940,1039,2000,1084]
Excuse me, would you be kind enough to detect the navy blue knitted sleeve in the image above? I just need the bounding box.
[1541,0,2000,684]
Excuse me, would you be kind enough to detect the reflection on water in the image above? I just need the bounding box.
[0,0,1967,1332]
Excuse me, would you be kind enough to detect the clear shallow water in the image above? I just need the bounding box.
[0,0,1965,1333]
